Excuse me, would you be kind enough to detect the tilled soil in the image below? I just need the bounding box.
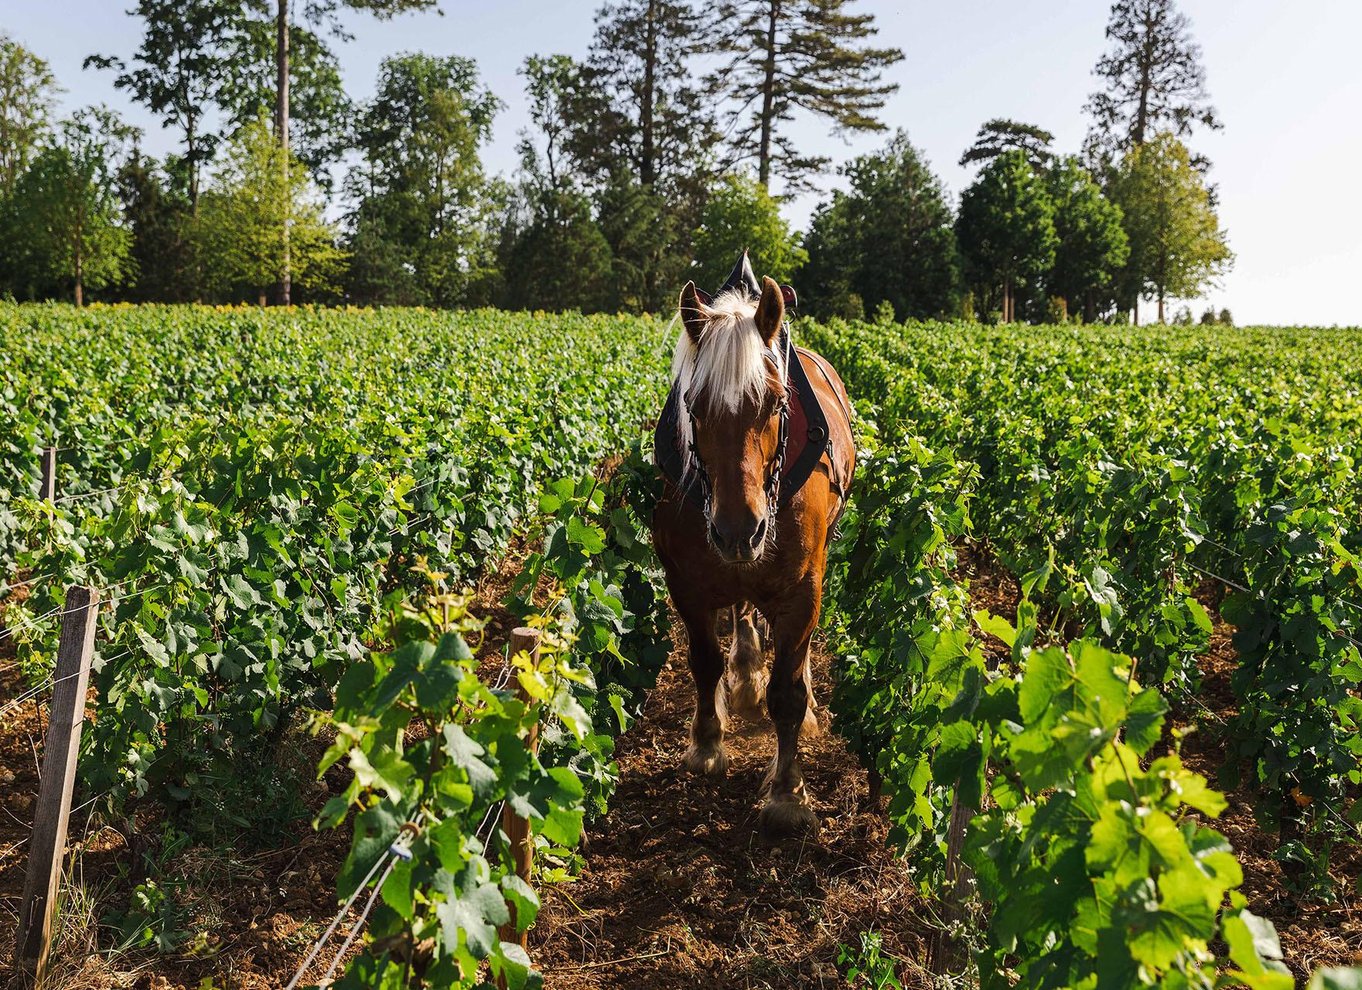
[534,637,937,990]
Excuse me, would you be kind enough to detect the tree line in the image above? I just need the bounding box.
[0,0,1232,324]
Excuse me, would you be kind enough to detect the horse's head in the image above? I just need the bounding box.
[673,273,789,563]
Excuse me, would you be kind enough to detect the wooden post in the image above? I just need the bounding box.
[13,586,100,988]
[39,448,56,502]
[927,790,973,974]
[497,627,541,984]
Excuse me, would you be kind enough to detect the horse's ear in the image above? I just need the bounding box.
[679,281,710,344]
[754,276,785,345]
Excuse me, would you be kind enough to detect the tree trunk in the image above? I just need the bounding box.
[276,0,292,307]
[757,0,779,188]
[1133,7,1156,147]
[1133,296,1140,325]
[640,0,656,188]
[1157,294,1165,323]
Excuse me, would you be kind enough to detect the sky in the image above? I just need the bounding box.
[4,0,1360,326]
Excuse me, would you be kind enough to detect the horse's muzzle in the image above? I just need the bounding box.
[709,516,768,563]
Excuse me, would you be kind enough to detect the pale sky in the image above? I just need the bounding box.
[5,1,1359,326]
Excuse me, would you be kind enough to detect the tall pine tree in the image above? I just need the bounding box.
[708,0,902,191]
[567,0,717,309]
[1084,0,1220,167]
[571,0,714,194]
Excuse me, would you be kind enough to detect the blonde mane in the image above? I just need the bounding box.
[669,289,787,482]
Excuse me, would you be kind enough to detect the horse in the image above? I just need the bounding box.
[651,253,855,838]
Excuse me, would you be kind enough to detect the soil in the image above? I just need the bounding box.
[532,637,937,990]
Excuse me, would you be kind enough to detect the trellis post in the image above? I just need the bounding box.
[13,585,99,988]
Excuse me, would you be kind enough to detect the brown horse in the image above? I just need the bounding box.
[652,261,855,838]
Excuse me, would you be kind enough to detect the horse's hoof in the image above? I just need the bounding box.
[727,670,769,722]
[683,742,730,776]
[759,796,820,840]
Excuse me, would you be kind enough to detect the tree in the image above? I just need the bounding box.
[691,173,806,289]
[196,117,341,303]
[957,150,1057,323]
[221,9,351,185]
[345,53,501,306]
[117,149,198,302]
[4,107,138,304]
[1109,132,1231,322]
[1047,156,1129,322]
[86,0,238,210]
[497,191,614,313]
[496,55,614,313]
[0,34,59,198]
[1084,0,1220,167]
[799,131,959,321]
[571,0,715,194]
[959,118,1054,171]
[264,0,437,303]
[708,0,903,191]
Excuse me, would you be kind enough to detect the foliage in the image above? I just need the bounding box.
[956,149,1057,323]
[836,930,903,990]
[1110,133,1232,319]
[690,173,807,290]
[799,131,960,321]
[196,117,342,301]
[959,118,1054,171]
[707,0,903,190]
[84,0,239,207]
[0,305,673,819]
[1047,155,1130,321]
[220,8,352,185]
[0,33,59,197]
[314,580,584,989]
[1084,0,1221,167]
[346,53,503,307]
[2,107,139,304]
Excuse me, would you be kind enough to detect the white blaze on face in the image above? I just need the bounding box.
[671,290,785,484]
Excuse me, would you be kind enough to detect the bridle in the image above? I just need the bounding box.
[684,331,792,528]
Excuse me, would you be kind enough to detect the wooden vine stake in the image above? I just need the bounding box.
[496,626,541,989]
[39,447,57,503]
[13,585,100,989]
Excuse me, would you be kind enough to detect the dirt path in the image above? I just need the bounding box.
[533,631,936,990]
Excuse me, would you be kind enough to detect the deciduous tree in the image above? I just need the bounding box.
[0,34,59,198]
[1109,132,1231,322]
[345,53,501,306]
[86,0,237,210]
[196,117,341,303]
[5,107,139,305]
[690,173,806,289]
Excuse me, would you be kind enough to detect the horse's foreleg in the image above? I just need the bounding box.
[726,602,768,722]
[680,605,729,776]
[760,588,821,838]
